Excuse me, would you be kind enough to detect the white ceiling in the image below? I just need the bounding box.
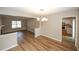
[0,7,78,17]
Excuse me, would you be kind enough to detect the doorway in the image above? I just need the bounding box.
[62,17,76,46]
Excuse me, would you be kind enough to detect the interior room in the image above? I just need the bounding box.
[0,7,79,51]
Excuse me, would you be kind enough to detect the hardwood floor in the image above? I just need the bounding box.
[8,30,77,51]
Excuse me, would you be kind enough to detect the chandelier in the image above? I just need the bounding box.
[37,17,48,22]
[36,9,48,22]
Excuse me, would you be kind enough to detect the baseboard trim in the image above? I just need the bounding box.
[1,44,18,51]
[41,35,62,42]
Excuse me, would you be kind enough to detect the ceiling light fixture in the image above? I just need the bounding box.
[37,17,40,21]
[37,9,48,22]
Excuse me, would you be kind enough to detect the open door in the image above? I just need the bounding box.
[62,17,76,46]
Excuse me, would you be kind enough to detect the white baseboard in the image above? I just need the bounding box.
[41,34,62,42]
[1,44,18,51]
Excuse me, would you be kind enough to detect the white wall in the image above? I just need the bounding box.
[41,9,78,42]
[0,33,17,51]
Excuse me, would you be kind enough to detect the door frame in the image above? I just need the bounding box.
[61,16,77,47]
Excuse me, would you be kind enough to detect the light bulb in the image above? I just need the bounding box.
[37,17,40,21]
[41,17,48,22]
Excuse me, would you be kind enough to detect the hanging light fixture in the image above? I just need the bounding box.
[37,17,48,22]
[37,17,40,21]
[41,17,48,22]
[36,9,48,22]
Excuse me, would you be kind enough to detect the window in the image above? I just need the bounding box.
[12,21,21,28]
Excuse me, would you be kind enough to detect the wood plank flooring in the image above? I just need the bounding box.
[8,30,77,51]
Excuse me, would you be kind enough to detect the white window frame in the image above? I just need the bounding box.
[12,21,21,29]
